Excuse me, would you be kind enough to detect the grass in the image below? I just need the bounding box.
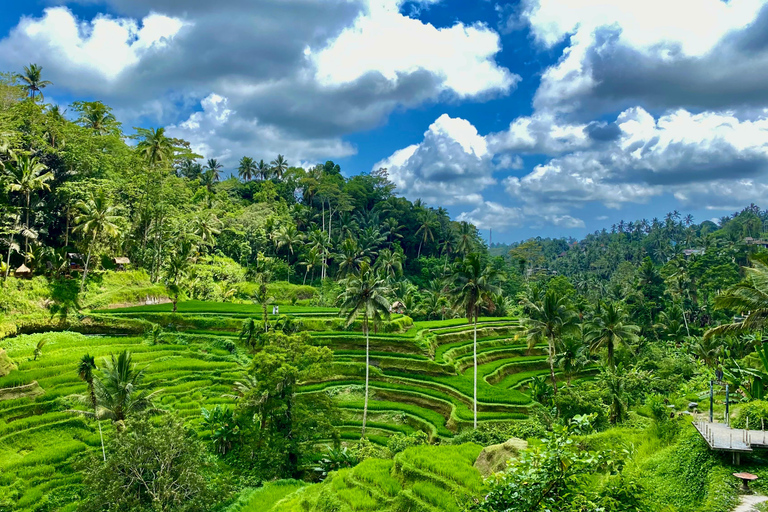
[0,331,245,511]
[98,300,339,316]
[226,480,307,512]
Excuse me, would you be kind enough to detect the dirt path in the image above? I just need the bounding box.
[734,495,768,512]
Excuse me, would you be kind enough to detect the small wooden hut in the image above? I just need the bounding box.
[14,264,32,279]
[113,257,131,271]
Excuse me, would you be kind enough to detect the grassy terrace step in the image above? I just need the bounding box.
[333,355,454,376]
[0,331,245,511]
[96,300,339,316]
[454,349,546,373]
[337,398,452,437]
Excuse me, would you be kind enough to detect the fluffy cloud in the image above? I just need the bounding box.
[0,1,515,167]
[166,94,355,163]
[488,113,590,155]
[313,1,518,98]
[0,7,185,87]
[520,0,768,116]
[374,114,495,206]
[456,202,524,231]
[505,107,768,215]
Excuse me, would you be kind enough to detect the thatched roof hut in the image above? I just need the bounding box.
[113,257,131,270]
[390,300,406,314]
[14,264,32,278]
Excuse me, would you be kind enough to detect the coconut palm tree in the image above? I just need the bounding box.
[135,127,176,168]
[584,302,640,369]
[300,248,320,285]
[164,239,194,312]
[705,260,768,339]
[16,63,52,101]
[256,159,271,180]
[336,237,367,278]
[450,253,501,428]
[4,154,53,257]
[205,158,223,182]
[75,101,118,135]
[415,210,437,259]
[238,156,256,182]
[77,354,106,460]
[374,248,403,281]
[555,337,588,386]
[340,261,391,437]
[73,190,121,291]
[520,289,578,396]
[270,154,288,180]
[93,351,161,427]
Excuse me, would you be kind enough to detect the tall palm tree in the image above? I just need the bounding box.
[340,262,391,437]
[375,248,403,281]
[94,351,161,427]
[336,237,367,277]
[238,156,256,182]
[164,239,194,312]
[256,159,271,180]
[205,158,223,182]
[16,63,52,101]
[4,154,53,257]
[73,190,121,291]
[456,221,475,257]
[450,253,501,428]
[76,101,118,135]
[705,260,768,339]
[270,154,288,180]
[274,224,305,282]
[520,289,578,396]
[135,127,176,168]
[555,337,588,386]
[584,302,640,369]
[415,210,437,259]
[77,354,106,460]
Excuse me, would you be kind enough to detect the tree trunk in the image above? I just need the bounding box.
[80,233,97,292]
[473,314,478,429]
[25,192,30,259]
[64,207,69,247]
[4,233,12,280]
[417,239,423,260]
[303,267,309,285]
[549,335,559,396]
[362,315,370,438]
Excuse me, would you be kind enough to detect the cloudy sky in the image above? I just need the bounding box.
[2,0,768,242]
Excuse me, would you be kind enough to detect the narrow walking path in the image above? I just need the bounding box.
[734,494,768,512]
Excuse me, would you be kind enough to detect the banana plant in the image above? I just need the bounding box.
[723,339,768,400]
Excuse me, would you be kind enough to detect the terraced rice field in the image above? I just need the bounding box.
[0,301,591,510]
[0,331,245,512]
[261,444,485,512]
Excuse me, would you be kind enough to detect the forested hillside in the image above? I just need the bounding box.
[4,65,768,512]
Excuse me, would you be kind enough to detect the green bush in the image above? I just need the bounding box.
[732,400,768,429]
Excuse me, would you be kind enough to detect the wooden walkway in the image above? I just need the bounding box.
[693,420,768,453]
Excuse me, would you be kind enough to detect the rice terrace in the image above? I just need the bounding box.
[6,1,768,511]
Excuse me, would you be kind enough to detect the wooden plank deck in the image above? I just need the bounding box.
[693,420,768,452]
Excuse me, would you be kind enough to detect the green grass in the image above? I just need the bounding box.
[226,480,307,512]
[98,300,339,316]
[0,331,245,512]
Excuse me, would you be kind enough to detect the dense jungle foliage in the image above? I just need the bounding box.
[4,65,768,512]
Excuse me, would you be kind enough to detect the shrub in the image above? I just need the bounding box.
[732,400,768,429]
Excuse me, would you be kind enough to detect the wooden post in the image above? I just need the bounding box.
[725,385,729,425]
[710,380,714,423]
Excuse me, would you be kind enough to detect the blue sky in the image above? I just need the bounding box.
[2,0,768,243]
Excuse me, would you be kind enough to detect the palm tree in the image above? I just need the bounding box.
[584,302,640,369]
[705,260,768,339]
[340,262,391,437]
[239,318,260,348]
[300,248,320,285]
[456,221,476,257]
[192,212,222,250]
[238,156,256,182]
[520,289,578,396]
[415,210,437,259]
[450,253,501,428]
[93,351,161,427]
[270,154,288,180]
[4,154,53,257]
[374,248,403,281]
[16,63,52,101]
[77,354,106,460]
[75,101,118,135]
[205,158,223,182]
[256,159,271,180]
[73,190,121,291]
[135,127,176,168]
[555,337,588,386]
[336,237,367,277]
[164,239,194,312]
